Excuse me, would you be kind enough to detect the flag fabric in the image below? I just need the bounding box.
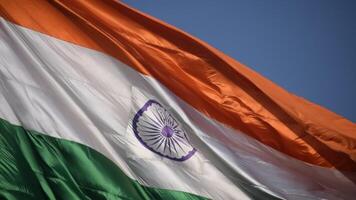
[0,0,355,199]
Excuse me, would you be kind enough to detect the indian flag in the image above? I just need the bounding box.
[0,1,355,199]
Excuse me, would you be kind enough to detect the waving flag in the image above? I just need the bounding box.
[0,0,355,199]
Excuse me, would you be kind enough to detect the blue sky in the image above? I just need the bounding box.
[123,1,356,122]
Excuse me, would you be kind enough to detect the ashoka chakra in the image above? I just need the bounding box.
[132,100,196,161]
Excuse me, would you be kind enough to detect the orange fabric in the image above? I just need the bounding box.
[1,0,355,170]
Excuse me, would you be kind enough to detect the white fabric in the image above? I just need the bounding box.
[0,17,355,200]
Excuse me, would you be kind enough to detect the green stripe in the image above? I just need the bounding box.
[0,118,208,200]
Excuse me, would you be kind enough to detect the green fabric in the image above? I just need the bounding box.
[0,118,208,200]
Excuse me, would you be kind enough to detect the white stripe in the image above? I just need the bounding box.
[0,17,355,200]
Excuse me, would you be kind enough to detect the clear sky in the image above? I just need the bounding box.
[123,1,356,122]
